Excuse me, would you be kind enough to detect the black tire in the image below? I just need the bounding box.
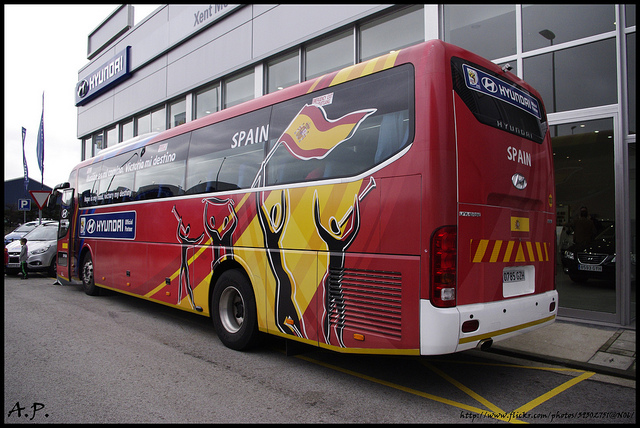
[81,253,100,296]
[211,269,259,351]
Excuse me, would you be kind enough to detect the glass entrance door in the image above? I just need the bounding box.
[553,117,618,317]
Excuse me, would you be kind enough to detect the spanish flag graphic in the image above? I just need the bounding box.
[278,104,376,160]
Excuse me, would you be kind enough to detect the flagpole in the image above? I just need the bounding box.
[37,92,45,190]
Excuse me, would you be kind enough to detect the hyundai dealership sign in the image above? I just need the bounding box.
[75,47,131,106]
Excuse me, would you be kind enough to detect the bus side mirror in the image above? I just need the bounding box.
[53,182,70,192]
[49,182,70,208]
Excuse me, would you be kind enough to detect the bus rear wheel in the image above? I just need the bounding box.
[81,253,100,296]
[211,269,259,351]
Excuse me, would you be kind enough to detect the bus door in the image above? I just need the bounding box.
[451,57,556,309]
[56,187,75,283]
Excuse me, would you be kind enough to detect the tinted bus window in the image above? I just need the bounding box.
[78,163,101,207]
[134,134,190,200]
[186,107,271,193]
[96,152,136,204]
[266,64,414,185]
[451,57,547,144]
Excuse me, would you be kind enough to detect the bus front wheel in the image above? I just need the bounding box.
[211,269,259,351]
[81,253,100,296]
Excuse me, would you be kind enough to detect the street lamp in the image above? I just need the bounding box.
[539,29,556,113]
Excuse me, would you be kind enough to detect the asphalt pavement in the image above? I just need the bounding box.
[490,317,636,380]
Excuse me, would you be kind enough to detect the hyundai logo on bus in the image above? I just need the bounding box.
[79,211,136,240]
[75,47,131,106]
[462,64,541,119]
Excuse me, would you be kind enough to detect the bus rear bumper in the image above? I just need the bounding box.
[419,290,558,355]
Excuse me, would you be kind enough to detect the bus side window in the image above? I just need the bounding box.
[374,111,410,164]
[186,108,270,194]
[134,134,189,201]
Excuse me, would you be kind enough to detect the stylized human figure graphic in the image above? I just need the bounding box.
[314,177,376,347]
[203,197,238,270]
[256,190,306,338]
[172,206,205,312]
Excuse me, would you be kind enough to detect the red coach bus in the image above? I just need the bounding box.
[52,40,557,355]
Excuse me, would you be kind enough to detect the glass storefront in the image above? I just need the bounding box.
[523,39,617,113]
[553,118,616,313]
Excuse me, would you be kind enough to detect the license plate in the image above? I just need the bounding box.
[579,264,603,272]
[503,266,534,298]
[503,269,525,283]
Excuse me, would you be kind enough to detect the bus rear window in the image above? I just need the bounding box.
[451,57,547,144]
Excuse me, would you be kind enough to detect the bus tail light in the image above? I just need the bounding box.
[431,226,457,308]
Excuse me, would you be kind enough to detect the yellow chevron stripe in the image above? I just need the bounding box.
[471,240,551,263]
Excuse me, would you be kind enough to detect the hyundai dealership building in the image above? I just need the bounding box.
[75,4,635,327]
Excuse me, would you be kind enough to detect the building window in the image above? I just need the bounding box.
[360,5,424,62]
[266,51,299,94]
[136,113,151,136]
[523,38,617,113]
[94,131,105,152]
[121,120,133,142]
[170,99,186,128]
[442,5,516,60]
[82,137,92,161]
[224,69,254,109]
[151,107,166,133]
[105,127,118,148]
[195,84,219,119]
[522,5,615,52]
[305,30,354,80]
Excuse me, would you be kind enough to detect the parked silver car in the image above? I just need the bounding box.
[4,219,55,246]
[5,222,59,277]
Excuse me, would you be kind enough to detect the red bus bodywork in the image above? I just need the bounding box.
[55,40,557,355]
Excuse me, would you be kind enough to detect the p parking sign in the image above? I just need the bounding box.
[18,199,31,211]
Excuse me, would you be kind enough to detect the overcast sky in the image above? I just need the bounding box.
[4,4,159,189]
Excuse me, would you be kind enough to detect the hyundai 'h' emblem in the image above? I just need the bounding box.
[512,173,527,190]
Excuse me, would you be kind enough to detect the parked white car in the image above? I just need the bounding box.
[5,222,59,277]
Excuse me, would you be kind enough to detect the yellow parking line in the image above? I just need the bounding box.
[422,361,506,414]
[295,355,494,416]
[511,371,595,414]
[294,353,596,424]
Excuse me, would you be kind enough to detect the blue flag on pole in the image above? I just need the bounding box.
[36,92,45,188]
[22,127,29,196]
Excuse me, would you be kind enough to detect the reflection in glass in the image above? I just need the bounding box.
[522,4,615,52]
[137,113,151,135]
[121,120,133,142]
[196,85,219,119]
[224,69,254,108]
[267,51,299,94]
[151,108,166,133]
[305,31,353,80]
[442,5,516,60]
[524,39,617,113]
[106,127,118,148]
[360,5,424,62]
[170,99,186,128]
[554,118,616,313]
